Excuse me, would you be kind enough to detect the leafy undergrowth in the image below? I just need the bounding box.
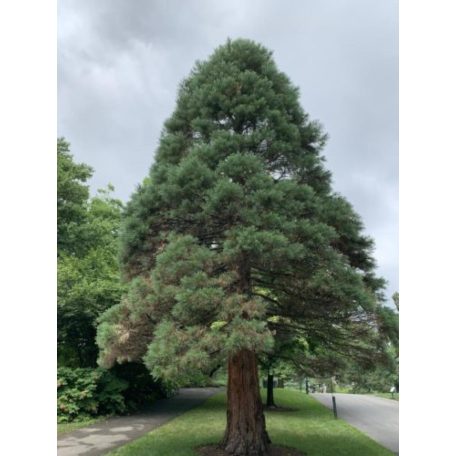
[108,389,394,456]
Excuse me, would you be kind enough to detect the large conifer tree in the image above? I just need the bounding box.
[97,39,385,455]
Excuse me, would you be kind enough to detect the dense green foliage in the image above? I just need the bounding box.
[110,362,174,409]
[57,140,171,422]
[377,302,399,355]
[325,293,399,393]
[341,361,397,393]
[57,367,128,423]
[97,39,387,387]
[57,138,93,256]
[107,389,394,456]
[57,139,124,367]
[57,363,171,423]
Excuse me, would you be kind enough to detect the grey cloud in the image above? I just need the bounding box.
[58,0,398,303]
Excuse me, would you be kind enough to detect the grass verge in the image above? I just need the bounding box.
[57,416,107,435]
[372,393,399,401]
[107,389,394,456]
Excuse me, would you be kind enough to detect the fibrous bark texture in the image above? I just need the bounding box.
[222,349,270,455]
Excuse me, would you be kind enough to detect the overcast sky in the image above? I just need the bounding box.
[58,0,398,304]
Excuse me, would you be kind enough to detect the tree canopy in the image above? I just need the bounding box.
[57,138,93,256]
[96,39,387,455]
[58,139,124,367]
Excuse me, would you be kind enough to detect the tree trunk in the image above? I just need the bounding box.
[266,373,275,408]
[221,349,270,455]
[277,378,284,388]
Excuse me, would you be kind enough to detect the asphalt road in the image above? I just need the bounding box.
[57,387,221,456]
[312,393,399,454]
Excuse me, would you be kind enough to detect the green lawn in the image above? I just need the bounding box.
[372,393,399,401]
[107,389,394,456]
[58,416,108,435]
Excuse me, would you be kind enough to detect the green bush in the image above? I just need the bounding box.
[57,367,127,423]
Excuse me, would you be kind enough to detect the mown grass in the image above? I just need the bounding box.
[372,393,399,401]
[108,389,394,456]
[57,416,107,435]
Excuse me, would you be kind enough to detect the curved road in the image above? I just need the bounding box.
[58,387,221,456]
[312,393,398,454]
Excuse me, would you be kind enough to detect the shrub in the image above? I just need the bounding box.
[110,362,174,411]
[57,367,127,423]
[57,364,175,422]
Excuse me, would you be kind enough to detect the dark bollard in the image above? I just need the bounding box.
[332,395,338,419]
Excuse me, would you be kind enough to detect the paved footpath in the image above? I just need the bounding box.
[312,393,399,454]
[58,387,221,456]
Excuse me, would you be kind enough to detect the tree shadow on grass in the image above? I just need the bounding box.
[264,405,299,412]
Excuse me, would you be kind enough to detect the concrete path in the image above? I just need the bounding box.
[312,393,399,454]
[58,387,221,456]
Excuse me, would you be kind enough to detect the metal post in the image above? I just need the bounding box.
[330,375,337,419]
[332,395,338,419]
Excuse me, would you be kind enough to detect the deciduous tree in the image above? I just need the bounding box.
[58,140,124,366]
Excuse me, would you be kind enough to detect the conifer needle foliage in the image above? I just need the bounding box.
[97,39,386,387]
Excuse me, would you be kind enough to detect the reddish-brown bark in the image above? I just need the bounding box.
[221,349,270,455]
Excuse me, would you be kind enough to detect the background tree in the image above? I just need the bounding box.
[259,333,305,408]
[97,39,386,456]
[57,138,93,256]
[377,298,399,354]
[259,343,313,406]
[329,293,398,393]
[378,293,399,391]
[392,291,399,311]
[57,139,124,367]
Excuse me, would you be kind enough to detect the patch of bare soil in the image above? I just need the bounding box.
[197,444,306,456]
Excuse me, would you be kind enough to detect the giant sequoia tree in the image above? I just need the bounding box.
[97,39,386,455]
